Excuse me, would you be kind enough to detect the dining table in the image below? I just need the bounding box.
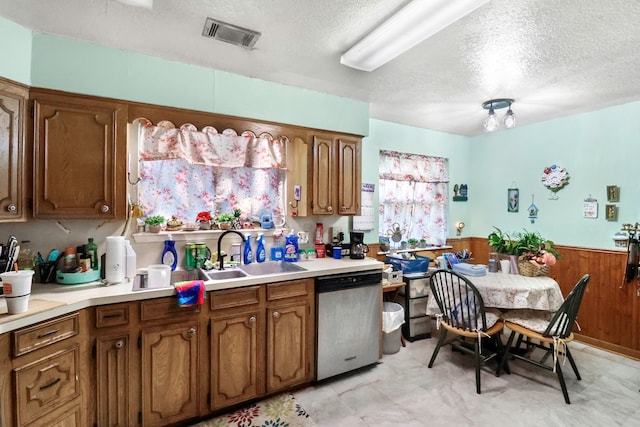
[426,271,564,315]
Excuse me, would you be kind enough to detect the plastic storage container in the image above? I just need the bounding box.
[382,301,405,355]
[385,255,430,274]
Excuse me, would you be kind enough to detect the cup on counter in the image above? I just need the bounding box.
[147,264,171,288]
[499,259,511,274]
[1,270,35,314]
[332,246,342,259]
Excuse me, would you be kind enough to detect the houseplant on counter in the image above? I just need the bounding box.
[408,238,419,249]
[145,215,165,233]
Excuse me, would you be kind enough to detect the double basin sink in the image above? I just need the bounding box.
[133,261,307,291]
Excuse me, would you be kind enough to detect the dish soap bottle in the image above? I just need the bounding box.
[284,230,299,262]
[162,234,178,271]
[256,233,266,263]
[243,234,253,264]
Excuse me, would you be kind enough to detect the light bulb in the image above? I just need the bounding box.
[483,109,498,132]
[503,108,516,128]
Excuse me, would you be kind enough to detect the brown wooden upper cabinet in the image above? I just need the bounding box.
[32,90,127,219]
[311,134,361,216]
[0,79,28,222]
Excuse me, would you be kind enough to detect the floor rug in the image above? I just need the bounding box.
[192,393,315,427]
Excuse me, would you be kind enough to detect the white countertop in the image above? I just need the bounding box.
[0,257,383,334]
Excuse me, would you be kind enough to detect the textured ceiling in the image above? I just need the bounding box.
[2,0,640,136]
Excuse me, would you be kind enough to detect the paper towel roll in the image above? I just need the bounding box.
[105,236,125,284]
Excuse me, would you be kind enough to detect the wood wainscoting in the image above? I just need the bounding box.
[373,238,640,359]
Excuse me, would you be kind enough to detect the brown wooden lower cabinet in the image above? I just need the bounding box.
[141,321,200,426]
[88,281,314,426]
[210,279,315,411]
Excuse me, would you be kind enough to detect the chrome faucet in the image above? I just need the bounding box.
[217,230,246,270]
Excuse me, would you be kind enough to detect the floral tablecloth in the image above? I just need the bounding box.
[427,272,564,315]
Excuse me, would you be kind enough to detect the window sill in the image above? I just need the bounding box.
[132,229,272,243]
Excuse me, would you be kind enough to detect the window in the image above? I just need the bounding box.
[135,119,286,223]
[379,150,449,246]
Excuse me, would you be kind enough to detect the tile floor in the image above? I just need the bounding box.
[294,334,640,427]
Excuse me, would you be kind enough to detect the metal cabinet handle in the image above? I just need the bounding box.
[100,204,110,213]
[39,377,61,391]
[327,206,333,213]
[114,340,124,350]
[249,316,256,324]
[7,203,16,212]
[187,327,196,337]
[37,329,59,338]
[273,311,280,318]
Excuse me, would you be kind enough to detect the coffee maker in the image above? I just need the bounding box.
[349,232,369,259]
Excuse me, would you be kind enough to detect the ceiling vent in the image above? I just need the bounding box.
[202,18,261,49]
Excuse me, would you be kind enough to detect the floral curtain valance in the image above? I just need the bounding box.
[379,150,449,182]
[135,118,287,169]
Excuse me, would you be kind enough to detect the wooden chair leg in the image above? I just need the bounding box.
[474,339,482,394]
[428,328,448,368]
[554,351,572,404]
[565,347,581,380]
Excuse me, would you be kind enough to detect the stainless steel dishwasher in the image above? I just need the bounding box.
[315,270,382,381]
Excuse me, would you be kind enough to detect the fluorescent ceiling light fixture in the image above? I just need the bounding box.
[340,0,490,72]
[115,0,153,9]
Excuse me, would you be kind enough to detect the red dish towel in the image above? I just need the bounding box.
[174,280,205,306]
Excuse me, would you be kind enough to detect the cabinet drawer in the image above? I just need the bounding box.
[27,400,82,427]
[14,346,80,426]
[140,297,200,322]
[210,286,261,311]
[96,303,130,328]
[399,278,430,298]
[395,296,428,318]
[12,313,79,357]
[266,279,312,301]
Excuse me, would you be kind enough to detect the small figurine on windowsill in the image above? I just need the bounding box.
[166,215,183,231]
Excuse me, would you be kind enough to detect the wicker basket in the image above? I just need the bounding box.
[518,260,550,277]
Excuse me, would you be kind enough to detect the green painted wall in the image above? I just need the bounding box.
[0,16,31,84]
[469,101,640,250]
[28,33,368,136]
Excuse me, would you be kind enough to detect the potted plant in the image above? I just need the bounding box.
[418,238,428,248]
[145,215,165,233]
[196,211,212,230]
[516,230,560,276]
[232,208,243,230]
[215,213,234,230]
[408,238,419,249]
[487,227,520,256]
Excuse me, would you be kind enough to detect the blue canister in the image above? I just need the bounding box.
[332,246,342,259]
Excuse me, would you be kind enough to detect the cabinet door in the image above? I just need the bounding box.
[266,301,312,392]
[337,137,361,215]
[311,135,335,215]
[32,92,126,219]
[95,335,129,427]
[210,309,263,411]
[141,322,199,426]
[0,81,27,221]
